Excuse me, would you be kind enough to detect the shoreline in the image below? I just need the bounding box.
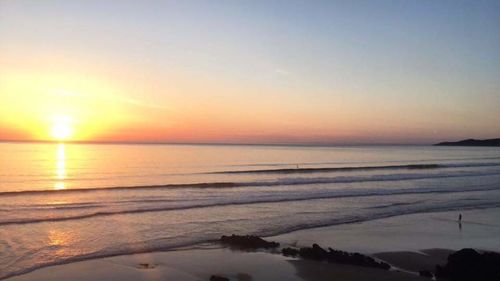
[6,247,436,281]
[5,207,500,281]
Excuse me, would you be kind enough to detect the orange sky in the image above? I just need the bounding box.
[1,1,499,144]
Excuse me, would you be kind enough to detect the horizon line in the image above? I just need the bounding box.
[0,138,435,147]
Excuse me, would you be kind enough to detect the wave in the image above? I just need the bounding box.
[209,162,500,174]
[367,200,426,209]
[3,162,499,186]
[225,156,500,168]
[0,182,238,196]
[212,163,441,174]
[0,238,217,281]
[2,180,500,226]
[2,168,500,197]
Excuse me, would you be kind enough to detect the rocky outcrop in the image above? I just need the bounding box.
[434,248,500,281]
[419,270,433,278]
[282,247,299,257]
[283,243,390,270]
[435,138,500,147]
[219,235,279,250]
[209,275,229,281]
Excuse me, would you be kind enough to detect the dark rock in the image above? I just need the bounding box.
[138,263,155,269]
[210,275,229,281]
[325,247,390,270]
[284,244,390,270]
[419,270,433,278]
[434,248,500,281]
[435,264,448,279]
[298,243,328,260]
[219,234,279,250]
[282,247,299,257]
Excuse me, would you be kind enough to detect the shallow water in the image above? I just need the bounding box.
[1,143,500,279]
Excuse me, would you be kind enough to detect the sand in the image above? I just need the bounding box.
[6,247,429,281]
[373,249,453,272]
[269,207,500,253]
[6,247,302,281]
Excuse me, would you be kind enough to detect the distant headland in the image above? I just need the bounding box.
[435,138,500,147]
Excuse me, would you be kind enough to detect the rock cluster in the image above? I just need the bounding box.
[282,243,390,270]
[209,275,229,281]
[419,270,433,278]
[213,235,500,281]
[435,248,500,281]
[219,234,280,250]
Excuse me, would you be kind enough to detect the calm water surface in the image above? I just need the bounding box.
[1,143,500,279]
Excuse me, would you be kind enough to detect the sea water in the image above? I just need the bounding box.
[1,142,500,279]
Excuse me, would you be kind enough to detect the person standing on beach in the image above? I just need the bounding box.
[458,213,463,231]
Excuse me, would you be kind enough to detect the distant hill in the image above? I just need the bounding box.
[435,138,500,147]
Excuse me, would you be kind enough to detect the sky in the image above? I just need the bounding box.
[0,0,499,144]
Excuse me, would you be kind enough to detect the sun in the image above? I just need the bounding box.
[51,116,74,141]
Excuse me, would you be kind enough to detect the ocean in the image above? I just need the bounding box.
[1,142,500,279]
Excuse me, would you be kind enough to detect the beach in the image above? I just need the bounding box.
[6,207,500,281]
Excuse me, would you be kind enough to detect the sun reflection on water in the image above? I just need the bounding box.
[54,143,66,190]
[47,228,79,258]
[48,229,70,247]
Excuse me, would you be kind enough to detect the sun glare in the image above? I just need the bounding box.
[51,116,74,141]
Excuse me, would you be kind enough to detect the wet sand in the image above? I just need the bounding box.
[373,249,454,272]
[269,207,500,253]
[6,247,429,281]
[6,247,302,281]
